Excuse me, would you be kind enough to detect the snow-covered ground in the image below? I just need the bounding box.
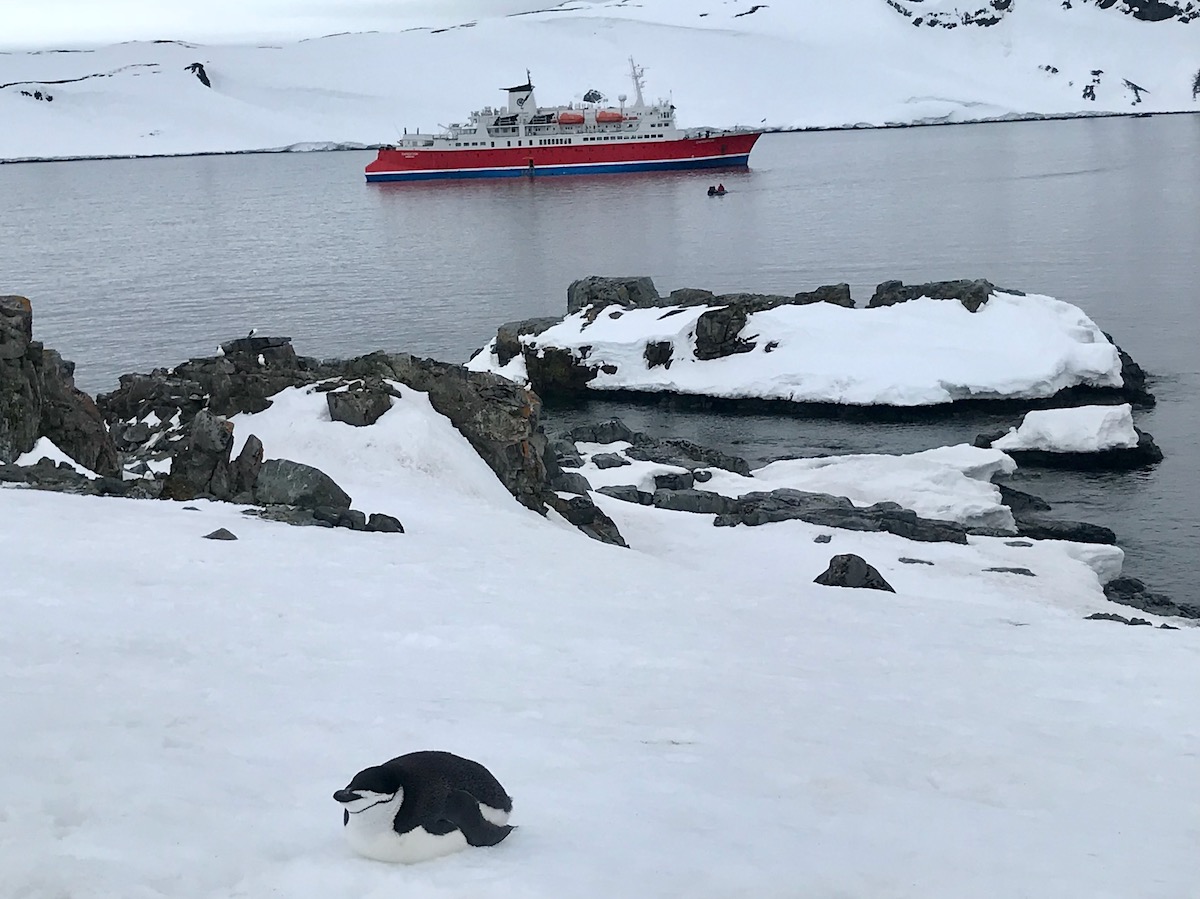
[992,403,1140,452]
[4,382,1198,898]
[2,0,1198,161]
[468,291,1126,406]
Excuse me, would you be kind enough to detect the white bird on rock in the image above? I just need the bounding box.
[247,327,258,338]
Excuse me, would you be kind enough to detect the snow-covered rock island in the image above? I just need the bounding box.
[974,403,1165,469]
[1,0,1198,161]
[468,276,1153,412]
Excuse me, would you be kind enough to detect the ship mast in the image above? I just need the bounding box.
[629,57,645,108]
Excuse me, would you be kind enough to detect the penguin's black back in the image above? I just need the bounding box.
[383,751,512,835]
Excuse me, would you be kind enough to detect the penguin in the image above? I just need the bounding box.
[333,750,514,864]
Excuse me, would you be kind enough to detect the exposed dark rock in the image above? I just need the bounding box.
[1086,612,1154,626]
[984,566,1037,576]
[1005,540,1034,547]
[997,484,1053,514]
[185,62,211,87]
[524,346,599,397]
[0,296,119,476]
[326,379,395,427]
[667,288,716,306]
[795,283,854,307]
[596,484,654,505]
[715,488,969,544]
[230,434,263,499]
[564,419,639,445]
[651,488,740,514]
[367,512,405,533]
[813,553,895,592]
[203,527,237,540]
[567,276,661,314]
[338,509,368,531]
[253,458,351,511]
[1104,576,1199,619]
[0,457,163,499]
[654,471,695,491]
[868,279,1004,313]
[161,410,236,501]
[495,317,560,367]
[694,305,755,360]
[591,452,631,469]
[898,557,934,565]
[1013,515,1117,545]
[644,340,673,369]
[551,471,593,495]
[545,493,627,546]
[814,534,832,544]
[549,438,584,468]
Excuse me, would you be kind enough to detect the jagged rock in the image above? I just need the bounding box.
[794,283,854,307]
[185,62,211,87]
[231,434,263,498]
[667,288,716,305]
[868,278,1004,313]
[367,512,404,533]
[814,534,832,543]
[566,276,661,314]
[203,528,237,540]
[523,346,599,396]
[161,410,235,501]
[253,458,351,511]
[0,457,163,499]
[596,485,654,505]
[495,317,560,366]
[654,471,695,491]
[551,471,593,495]
[564,419,640,445]
[651,489,740,514]
[545,493,627,547]
[1103,576,1199,619]
[549,438,584,468]
[592,453,631,469]
[715,489,969,544]
[338,509,368,531]
[694,305,755,360]
[813,554,895,592]
[1085,612,1154,626]
[326,380,395,427]
[626,439,752,476]
[0,296,119,475]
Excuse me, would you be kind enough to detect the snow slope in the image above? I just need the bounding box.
[4,381,1197,898]
[2,0,1197,161]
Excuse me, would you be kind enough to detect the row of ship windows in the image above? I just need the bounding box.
[449,134,667,148]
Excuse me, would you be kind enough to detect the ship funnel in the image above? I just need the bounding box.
[505,73,536,114]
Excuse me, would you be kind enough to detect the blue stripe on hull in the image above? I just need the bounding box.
[365,154,751,182]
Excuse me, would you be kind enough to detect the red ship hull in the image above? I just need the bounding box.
[365,132,761,182]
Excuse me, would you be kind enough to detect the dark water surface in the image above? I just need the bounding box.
[2,117,1198,599]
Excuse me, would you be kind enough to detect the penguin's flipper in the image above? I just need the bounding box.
[442,789,515,847]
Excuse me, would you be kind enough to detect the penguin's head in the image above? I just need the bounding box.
[334,765,404,822]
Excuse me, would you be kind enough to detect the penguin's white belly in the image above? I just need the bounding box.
[345,822,469,864]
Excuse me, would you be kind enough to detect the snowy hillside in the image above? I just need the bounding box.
[1,0,1198,161]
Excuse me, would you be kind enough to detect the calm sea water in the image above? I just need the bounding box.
[2,116,1198,599]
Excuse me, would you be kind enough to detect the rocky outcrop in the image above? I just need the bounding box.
[495,317,560,366]
[253,459,352,511]
[324,378,398,427]
[714,489,970,543]
[0,295,119,476]
[1103,576,1199,619]
[0,457,162,498]
[564,418,752,476]
[975,427,1164,470]
[996,482,1117,544]
[868,279,1005,313]
[545,493,626,547]
[567,276,661,314]
[813,554,896,592]
[161,410,238,502]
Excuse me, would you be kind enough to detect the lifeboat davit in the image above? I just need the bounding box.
[596,109,625,123]
[557,111,585,125]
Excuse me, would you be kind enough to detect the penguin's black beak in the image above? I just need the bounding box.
[333,789,361,804]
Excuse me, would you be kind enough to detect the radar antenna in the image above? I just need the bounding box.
[628,57,645,107]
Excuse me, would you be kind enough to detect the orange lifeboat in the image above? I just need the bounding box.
[557,111,584,125]
[595,109,625,123]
